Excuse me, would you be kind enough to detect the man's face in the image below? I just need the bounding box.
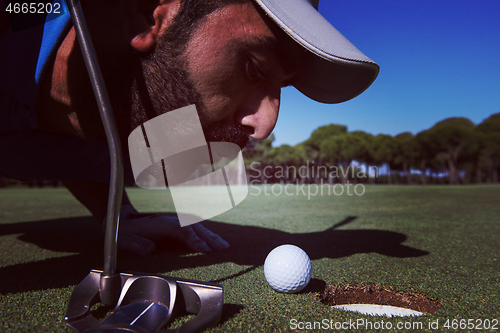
[130,1,302,149]
[183,2,302,146]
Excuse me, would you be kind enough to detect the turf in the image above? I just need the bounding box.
[0,185,499,332]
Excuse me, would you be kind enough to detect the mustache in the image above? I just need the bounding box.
[202,120,250,150]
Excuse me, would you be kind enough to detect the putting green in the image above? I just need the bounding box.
[0,185,499,332]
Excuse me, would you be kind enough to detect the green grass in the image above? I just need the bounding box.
[1,185,499,332]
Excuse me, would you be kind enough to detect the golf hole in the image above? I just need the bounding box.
[319,284,441,317]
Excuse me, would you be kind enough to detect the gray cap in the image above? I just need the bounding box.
[253,0,379,104]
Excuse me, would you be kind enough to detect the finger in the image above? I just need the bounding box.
[117,232,156,256]
[191,223,230,251]
[180,226,213,253]
[119,213,229,253]
[123,214,179,242]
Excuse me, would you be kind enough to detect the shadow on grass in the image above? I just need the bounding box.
[300,278,327,294]
[0,216,428,295]
[218,303,245,326]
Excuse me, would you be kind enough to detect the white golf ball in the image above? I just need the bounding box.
[264,244,312,293]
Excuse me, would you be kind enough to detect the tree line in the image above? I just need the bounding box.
[243,113,500,185]
[1,113,498,187]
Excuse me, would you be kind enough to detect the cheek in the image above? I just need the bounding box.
[185,41,282,131]
[188,55,246,122]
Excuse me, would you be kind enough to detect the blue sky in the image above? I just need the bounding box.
[272,0,500,147]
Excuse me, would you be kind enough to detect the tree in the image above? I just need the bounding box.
[320,134,346,183]
[272,144,304,183]
[319,131,380,184]
[341,131,370,165]
[349,131,374,182]
[369,134,398,184]
[305,124,347,160]
[476,113,500,183]
[414,129,437,185]
[394,132,418,184]
[293,142,310,183]
[424,117,475,184]
[305,124,347,183]
[243,134,275,183]
[306,124,348,151]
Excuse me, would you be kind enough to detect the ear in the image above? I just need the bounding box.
[121,0,181,53]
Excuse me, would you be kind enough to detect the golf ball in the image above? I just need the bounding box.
[264,245,312,293]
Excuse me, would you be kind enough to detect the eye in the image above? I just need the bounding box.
[245,59,266,82]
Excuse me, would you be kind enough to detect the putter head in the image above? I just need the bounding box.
[65,270,223,333]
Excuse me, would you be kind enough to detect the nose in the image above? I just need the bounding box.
[239,85,281,140]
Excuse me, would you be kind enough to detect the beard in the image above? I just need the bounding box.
[131,38,250,150]
[71,4,249,150]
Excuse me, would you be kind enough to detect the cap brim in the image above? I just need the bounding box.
[253,0,379,104]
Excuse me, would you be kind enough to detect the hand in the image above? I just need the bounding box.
[104,205,230,255]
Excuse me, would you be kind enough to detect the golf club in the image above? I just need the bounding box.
[63,1,224,331]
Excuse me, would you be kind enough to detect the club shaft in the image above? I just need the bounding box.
[65,0,123,304]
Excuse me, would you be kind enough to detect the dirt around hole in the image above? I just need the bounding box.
[319,284,442,314]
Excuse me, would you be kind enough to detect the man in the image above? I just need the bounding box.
[0,0,378,255]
